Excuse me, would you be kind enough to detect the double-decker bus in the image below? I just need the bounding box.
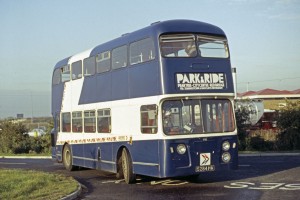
[51,19,238,184]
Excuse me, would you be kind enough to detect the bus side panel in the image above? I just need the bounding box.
[78,76,97,105]
[129,61,161,98]
[96,73,112,102]
[98,142,114,172]
[80,142,114,171]
[112,68,129,101]
[71,144,85,167]
[129,140,160,177]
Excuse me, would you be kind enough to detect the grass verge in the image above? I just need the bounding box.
[0,153,51,157]
[0,169,78,200]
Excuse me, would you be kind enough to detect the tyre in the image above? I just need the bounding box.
[122,148,136,184]
[63,144,76,171]
[116,154,124,179]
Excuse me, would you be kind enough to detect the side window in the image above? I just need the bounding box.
[52,68,61,85]
[61,65,70,82]
[84,110,96,133]
[130,38,155,65]
[72,111,82,133]
[83,56,96,77]
[112,45,127,69]
[97,109,111,133]
[141,105,158,134]
[62,112,71,132]
[97,51,111,73]
[71,61,82,80]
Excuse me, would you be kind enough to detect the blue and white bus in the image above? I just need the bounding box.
[51,19,238,184]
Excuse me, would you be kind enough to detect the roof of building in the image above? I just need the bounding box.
[238,88,300,99]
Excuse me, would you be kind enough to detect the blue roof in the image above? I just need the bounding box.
[53,19,226,69]
[53,56,71,70]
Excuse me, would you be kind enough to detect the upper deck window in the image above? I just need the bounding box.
[97,51,111,73]
[130,38,156,65]
[61,65,70,82]
[71,60,82,80]
[160,34,229,58]
[83,56,96,77]
[52,68,61,85]
[112,45,127,69]
[160,34,196,57]
[198,35,229,58]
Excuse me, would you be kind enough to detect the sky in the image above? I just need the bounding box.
[0,0,299,118]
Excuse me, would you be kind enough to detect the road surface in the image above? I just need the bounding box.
[1,154,300,200]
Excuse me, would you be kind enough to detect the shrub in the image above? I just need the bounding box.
[235,104,251,151]
[0,120,52,154]
[0,121,28,154]
[247,135,274,151]
[276,100,300,150]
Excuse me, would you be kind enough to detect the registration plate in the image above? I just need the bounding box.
[195,165,215,172]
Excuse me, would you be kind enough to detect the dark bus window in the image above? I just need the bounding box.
[84,110,96,133]
[162,99,234,135]
[72,60,82,80]
[197,35,229,58]
[61,65,70,82]
[72,111,83,133]
[97,109,111,133]
[112,45,127,69]
[52,68,61,85]
[130,38,155,65]
[62,112,71,132]
[83,56,96,77]
[160,34,196,57]
[97,51,111,73]
[141,105,158,134]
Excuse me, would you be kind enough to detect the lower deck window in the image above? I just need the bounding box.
[84,110,96,133]
[62,112,71,132]
[72,111,82,133]
[97,109,111,133]
[162,99,235,135]
[141,105,158,134]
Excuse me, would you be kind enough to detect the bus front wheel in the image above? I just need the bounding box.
[122,148,136,184]
[63,144,76,171]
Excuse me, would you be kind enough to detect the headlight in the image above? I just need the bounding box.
[176,144,187,155]
[222,141,230,151]
[222,152,231,163]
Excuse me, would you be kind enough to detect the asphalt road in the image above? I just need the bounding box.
[1,155,300,200]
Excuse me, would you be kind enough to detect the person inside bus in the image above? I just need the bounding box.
[163,110,173,134]
[163,110,180,134]
[184,41,197,57]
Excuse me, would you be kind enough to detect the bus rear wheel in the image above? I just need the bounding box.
[122,148,136,184]
[63,144,76,171]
